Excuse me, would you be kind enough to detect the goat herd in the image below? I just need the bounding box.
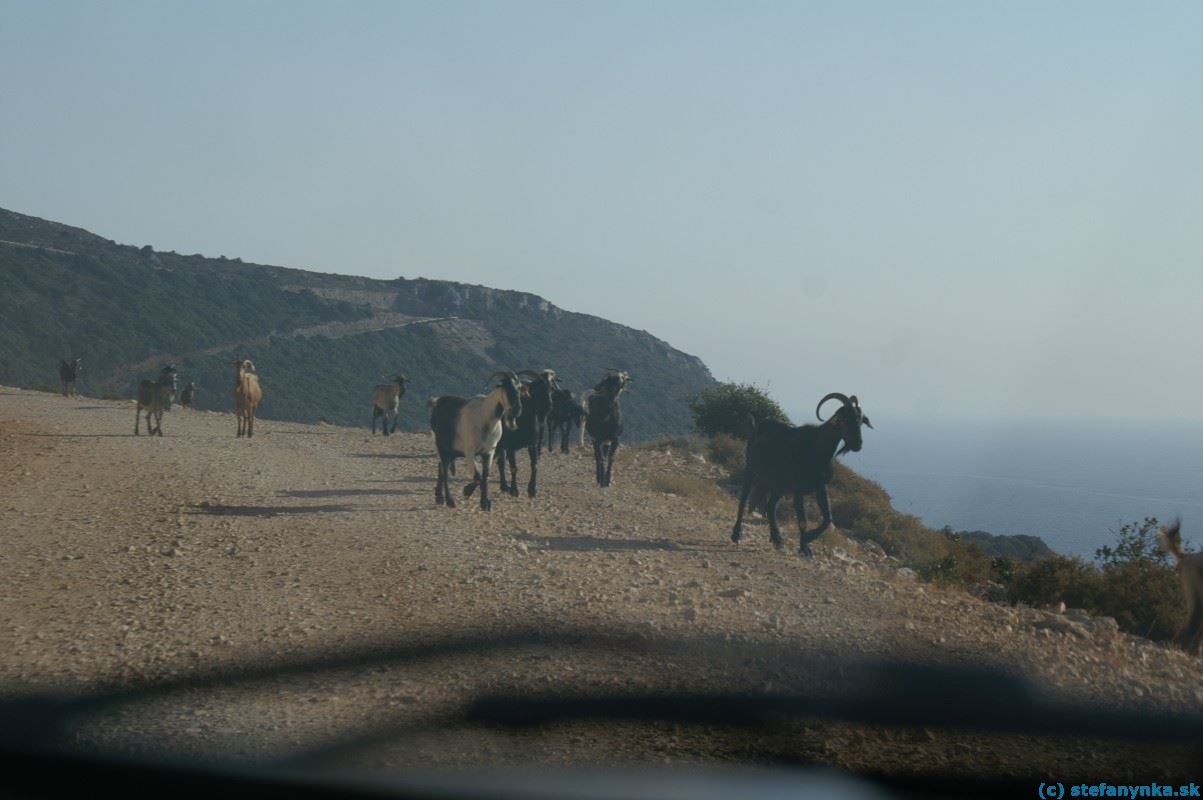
[49,355,1203,649]
[431,368,631,511]
[57,357,883,557]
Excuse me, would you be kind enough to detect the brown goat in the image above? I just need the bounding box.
[231,359,263,438]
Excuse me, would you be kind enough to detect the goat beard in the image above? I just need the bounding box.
[836,443,853,456]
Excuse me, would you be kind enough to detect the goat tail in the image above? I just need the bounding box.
[1159,518,1185,564]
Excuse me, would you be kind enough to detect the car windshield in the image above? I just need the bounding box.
[2,2,1202,796]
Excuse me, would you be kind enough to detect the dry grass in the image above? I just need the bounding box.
[647,473,735,515]
[640,434,710,459]
[706,432,746,473]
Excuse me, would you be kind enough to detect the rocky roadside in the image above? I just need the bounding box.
[1,385,1200,781]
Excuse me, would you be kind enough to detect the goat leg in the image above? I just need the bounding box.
[731,477,755,543]
[799,487,833,557]
[479,452,493,511]
[507,449,520,497]
[495,450,509,494]
[444,460,457,507]
[1181,602,1203,654]
[1178,584,1198,654]
[765,493,785,550]
[794,493,814,557]
[526,443,538,498]
[604,439,619,487]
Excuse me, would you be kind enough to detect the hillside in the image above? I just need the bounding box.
[2,387,1201,780]
[0,208,715,439]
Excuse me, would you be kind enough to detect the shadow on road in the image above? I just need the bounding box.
[17,432,138,439]
[263,430,343,437]
[187,503,354,517]
[348,452,432,460]
[361,477,430,484]
[513,532,681,552]
[279,488,404,499]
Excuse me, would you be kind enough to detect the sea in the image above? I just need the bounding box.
[815,414,1203,558]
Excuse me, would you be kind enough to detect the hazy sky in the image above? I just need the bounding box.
[3,1,1202,421]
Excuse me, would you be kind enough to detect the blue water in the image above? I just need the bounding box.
[818,415,1203,557]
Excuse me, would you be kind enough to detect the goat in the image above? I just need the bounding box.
[585,370,631,487]
[1159,520,1203,655]
[731,392,872,557]
[371,374,408,435]
[134,365,178,436]
[179,382,197,409]
[429,371,523,511]
[231,359,263,438]
[496,369,558,498]
[59,358,81,397]
[547,387,587,454]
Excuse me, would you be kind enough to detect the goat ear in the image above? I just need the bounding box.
[861,415,873,429]
[495,401,505,419]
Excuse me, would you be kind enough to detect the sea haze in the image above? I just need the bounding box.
[808,414,1203,558]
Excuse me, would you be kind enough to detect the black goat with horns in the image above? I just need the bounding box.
[585,369,631,488]
[496,369,559,498]
[59,358,82,398]
[546,387,586,454]
[731,392,872,557]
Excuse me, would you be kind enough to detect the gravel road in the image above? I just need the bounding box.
[2,386,1201,780]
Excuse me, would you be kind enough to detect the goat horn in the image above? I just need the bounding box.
[485,371,518,389]
[816,392,852,421]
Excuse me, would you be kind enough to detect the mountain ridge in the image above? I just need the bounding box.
[0,207,715,438]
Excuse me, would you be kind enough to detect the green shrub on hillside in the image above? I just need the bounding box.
[678,377,1186,645]
[689,383,788,438]
[1004,517,1186,641]
[1095,516,1171,569]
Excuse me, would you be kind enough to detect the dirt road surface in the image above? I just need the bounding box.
[2,387,1201,782]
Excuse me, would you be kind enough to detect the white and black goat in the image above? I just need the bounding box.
[371,374,408,435]
[731,392,872,556]
[429,371,524,511]
[1160,520,1203,655]
[135,365,178,436]
[59,358,81,397]
[496,369,559,497]
[546,386,586,454]
[585,370,631,488]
